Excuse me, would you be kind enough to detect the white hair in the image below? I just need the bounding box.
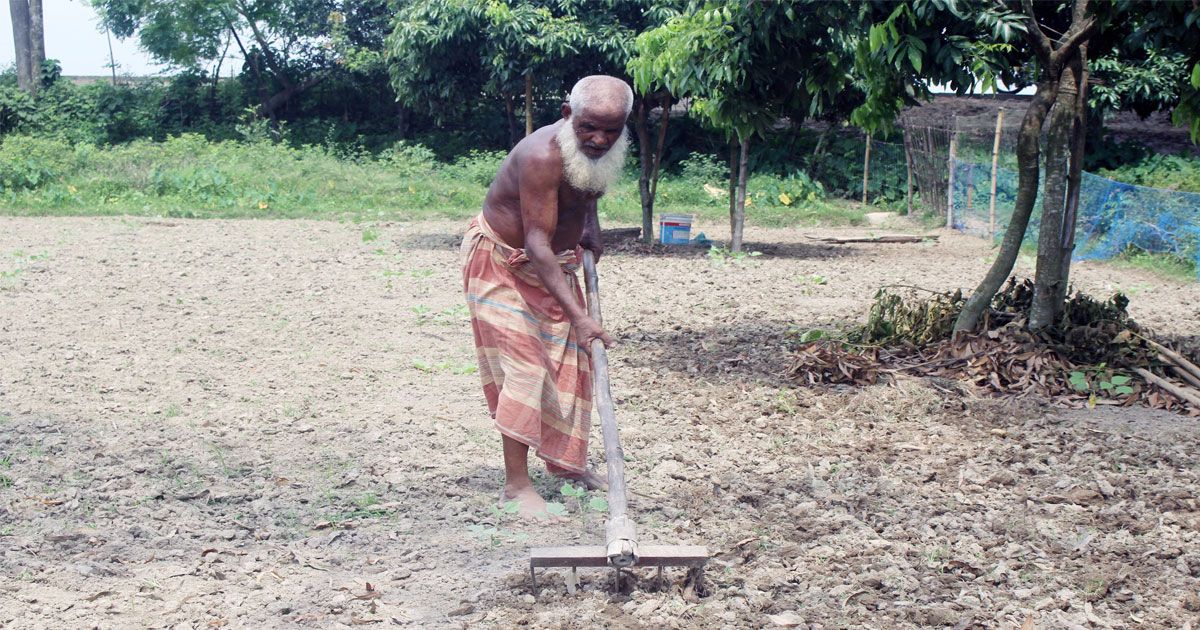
[567,75,634,117]
[555,122,629,194]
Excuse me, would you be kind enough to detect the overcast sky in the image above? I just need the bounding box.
[1,0,182,76]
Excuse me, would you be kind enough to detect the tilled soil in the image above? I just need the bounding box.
[1,216,1198,629]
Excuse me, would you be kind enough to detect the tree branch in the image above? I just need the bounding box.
[236,1,294,89]
[262,71,328,115]
[1019,0,1054,63]
[1050,17,1097,70]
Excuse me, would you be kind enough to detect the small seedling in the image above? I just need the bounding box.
[1069,365,1135,407]
[707,246,762,266]
[433,305,470,324]
[410,304,433,324]
[467,524,528,547]
[469,500,528,547]
[491,500,520,519]
[795,328,829,343]
[559,482,608,528]
[362,227,380,243]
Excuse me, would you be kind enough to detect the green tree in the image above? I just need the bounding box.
[9,0,45,96]
[856,0,1200,333]
[92,0,366,122]
[631,1,861,252]
[386,0,681,242]
[386,0,590,145]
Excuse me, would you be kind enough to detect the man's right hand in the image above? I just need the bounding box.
[574,316,614,349]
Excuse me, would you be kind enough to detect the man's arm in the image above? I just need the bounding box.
[579,201,603,262]
[519,155,613,348]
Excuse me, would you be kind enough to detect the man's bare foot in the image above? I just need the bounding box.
[500,484,564,522]
[556,468,609,492]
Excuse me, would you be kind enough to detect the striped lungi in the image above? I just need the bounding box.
[460,213,592,475]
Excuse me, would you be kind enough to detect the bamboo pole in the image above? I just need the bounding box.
[903,128,914,215]
[581,250,638,568]
[965,180,974,219]
[862,132,871,204]
[946,119,958,229]
[1136,368,1200,408]
[1145,338,1200,384]
[1162,356,1200,389]
[524,73,534,137]
[989,108,1005,240]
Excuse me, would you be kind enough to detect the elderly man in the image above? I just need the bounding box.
[461,75,630,519]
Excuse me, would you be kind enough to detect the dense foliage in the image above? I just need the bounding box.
[0,0,1195,225]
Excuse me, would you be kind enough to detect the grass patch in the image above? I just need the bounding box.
[0,134,867,228]
[1109,248,1197,281]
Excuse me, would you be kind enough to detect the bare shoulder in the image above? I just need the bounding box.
[513,123,564,185]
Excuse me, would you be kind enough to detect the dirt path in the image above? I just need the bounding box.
[1,216,1197,628]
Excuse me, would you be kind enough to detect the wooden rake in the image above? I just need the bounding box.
[528,250,708,594]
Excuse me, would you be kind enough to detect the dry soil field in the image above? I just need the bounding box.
[1,216,1198,629]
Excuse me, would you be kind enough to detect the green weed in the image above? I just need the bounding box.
[0,134,871,228]
[1110,248,1196,281]
[468,500,529,547]
[412,358,476,375]
[707,246,762,266]
[1069,363,1136,407]
[554,482,608,529]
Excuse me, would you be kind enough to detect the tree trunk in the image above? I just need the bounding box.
[105,24,117,85]
[9,0,33,94]
[953,79,1059,333]
[1058,47,1090,305]
[261,73,326,116]
[228,24,271,122]
[648,96,671,215]
[503,93,520,148]
[728,140,738,239]
[731,136,750,253]
[28,0,42,93]
[634,98,654,244]
[861,132,871,204]
[1030,47,1088,330]
[812,124,829,158]
[396,103,410,139]
[524,73,533,137]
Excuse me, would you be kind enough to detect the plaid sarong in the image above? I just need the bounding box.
[460,214,592,474]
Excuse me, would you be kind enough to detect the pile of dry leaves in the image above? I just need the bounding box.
[790,279,1200,415]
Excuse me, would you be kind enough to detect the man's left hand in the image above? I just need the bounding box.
[580,237,603,263]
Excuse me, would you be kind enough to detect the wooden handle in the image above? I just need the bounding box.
[581,250,638,567]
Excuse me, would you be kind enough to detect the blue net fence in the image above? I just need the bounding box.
[898,110,1199,280]
[950,159,1200,279]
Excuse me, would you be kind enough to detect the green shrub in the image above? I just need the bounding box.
[1099,154,1200,193]
[0,86,35,134]
[678,151,728,183]
[0,135,81,192]
[748,171,826,207]
[380,141,438,177]
[448,150,507,187]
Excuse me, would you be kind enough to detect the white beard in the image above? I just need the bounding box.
[555,122,628,194]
